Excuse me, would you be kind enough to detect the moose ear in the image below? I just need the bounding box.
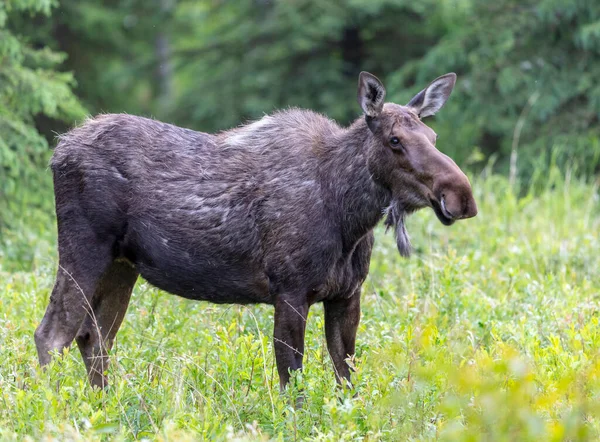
[407,73,456,118]
[357,71,386,118]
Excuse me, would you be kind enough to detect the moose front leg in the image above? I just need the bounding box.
[273,296,309,390]
[324,291,360,387]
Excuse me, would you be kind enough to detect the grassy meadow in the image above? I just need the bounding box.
[1,167,599,441]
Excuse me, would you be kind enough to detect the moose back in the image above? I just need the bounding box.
[35,72,477,389]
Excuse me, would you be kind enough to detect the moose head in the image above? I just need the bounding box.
[357,71,477,256]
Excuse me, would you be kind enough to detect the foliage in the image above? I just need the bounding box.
[1,171,599,440]
[0,0,85,188]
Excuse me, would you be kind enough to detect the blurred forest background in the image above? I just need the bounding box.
[1,0,600,267]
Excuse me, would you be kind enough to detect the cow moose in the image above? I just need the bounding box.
[35,72,477,390]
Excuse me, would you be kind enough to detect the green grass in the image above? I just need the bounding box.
[1,168,599,441]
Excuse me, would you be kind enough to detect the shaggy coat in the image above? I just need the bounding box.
[35,72,477,389]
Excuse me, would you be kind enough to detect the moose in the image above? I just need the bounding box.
[35,72,477,390]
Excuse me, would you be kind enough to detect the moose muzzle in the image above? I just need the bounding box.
[430,161,478,226]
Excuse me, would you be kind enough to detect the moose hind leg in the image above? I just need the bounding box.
[35,237,114,368]
[273,295,309,390]
[75,260,138,388]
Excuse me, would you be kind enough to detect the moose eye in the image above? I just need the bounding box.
[390,137,400,145]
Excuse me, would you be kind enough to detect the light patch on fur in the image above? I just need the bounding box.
[225,116,274,148]
[383,202,412,258]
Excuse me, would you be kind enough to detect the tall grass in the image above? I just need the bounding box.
[0,167,599,440]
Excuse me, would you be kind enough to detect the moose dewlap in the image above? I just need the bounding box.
[35,72,477,389]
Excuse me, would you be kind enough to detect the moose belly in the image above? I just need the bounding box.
[138,260,272,304]
[122,221,272,304]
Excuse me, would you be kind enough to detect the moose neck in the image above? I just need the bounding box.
[323,117,391,251]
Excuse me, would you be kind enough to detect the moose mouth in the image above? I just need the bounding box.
[431,198,455,226]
